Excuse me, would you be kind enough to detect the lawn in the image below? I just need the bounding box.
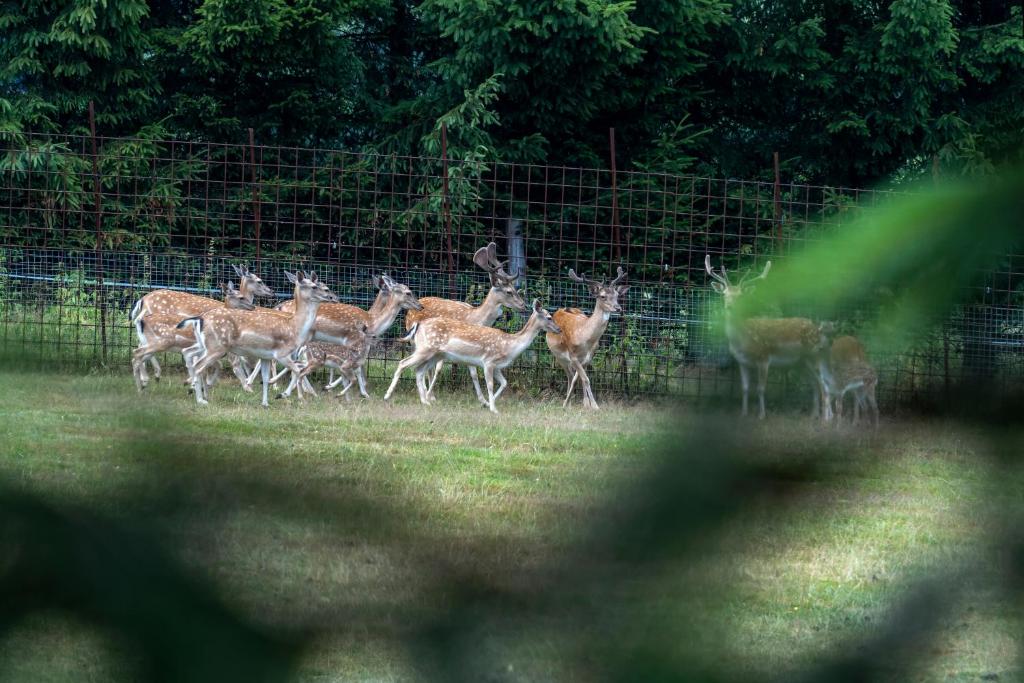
[0,370,1020,682]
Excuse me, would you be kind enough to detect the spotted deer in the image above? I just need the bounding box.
[290,338,372,399]
[405,242,526,404]
[384,299,561,414]
[705,255,832,420]
[131,283,254,392]
[272,274,422,397]
[131,264,273,384]
[183,271,338,406]
[545,267,629,410]
[825,335,879,427]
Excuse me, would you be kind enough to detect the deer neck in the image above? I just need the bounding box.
[366,295,403,337]
[366,289,388,317]
[505,314,544,358]
[290,292,322,345]
[580,302,612,342]
[470,288,505,326]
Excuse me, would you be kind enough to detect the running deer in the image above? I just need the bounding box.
[131,283,254,392]
[825,335,879,427]
[405,242,525,404]
[545,266,630,410]
[272,274,422,397]
[705,255,832,420]
[131,264,273,384]
[291,338,372,399]
[184,271,338,406]
[383,299,561,414]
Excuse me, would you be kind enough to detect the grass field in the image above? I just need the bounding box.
[0,369,1021,682]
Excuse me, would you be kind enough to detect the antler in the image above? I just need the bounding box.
[610,266,627,287]
[704,255,731,286]
[568,269,599,286]
[473,242,500,273]
[738,261,771,287]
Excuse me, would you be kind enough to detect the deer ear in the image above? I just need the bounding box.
[532,298,543,313]
[372,275,383,290]
[231,264,243,277]
[284,270,298,284]
[381,274,397,289]
[616,285,630,296]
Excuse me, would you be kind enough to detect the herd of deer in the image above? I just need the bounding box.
[126,244,879,425]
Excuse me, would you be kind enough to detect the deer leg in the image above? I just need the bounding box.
[483,365,499,414]
[468,367,487,406]
[356,365,370,399]
[245,361,262,390]
[414,362,432,406]
[384,350,432,401]
[258,357,272,407]
[425,361,445,401]
[275,355,307,400]
[189,350,226,405]
[572,360,597,410]
[756,362,769,419]
[493,369,509,401]
[738,364,751,416]
[563,369,579,408]
[867,387,879,428]
[230,355,254,392]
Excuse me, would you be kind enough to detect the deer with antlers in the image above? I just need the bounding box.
[384,299,561,413]
[824,335,879,427]
[705,255,832,420]
[404,242,525,405]
[271,274,422,397]
[182,271,338,406]
[131,264,273,387]
[545,267,630,410]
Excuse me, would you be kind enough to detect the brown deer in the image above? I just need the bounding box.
[184,271,338,406]
[825,335,880,427]
[131,283,254,392]
[273,274,421,397]
[405,242,525,404]
[383,299,562,414]
[705,255,832,420]
[131,264,273,384]
[290,338,371,399]
[545,267,630,410]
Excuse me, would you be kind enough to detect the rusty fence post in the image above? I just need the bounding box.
[89,101,107,364]
[248,128,261,266]
[773,151,783,254]
[441,123,455,299]
[609,127,628,392]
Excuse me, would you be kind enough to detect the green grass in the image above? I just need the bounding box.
[0,370,1020,681]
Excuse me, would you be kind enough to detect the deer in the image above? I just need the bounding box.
[131,264,273,387]
[705,255,833,421]
[825,335,880,428]
[131,283,254,392]
[270,274,422,397]
[290,337,372,399]
[383,299,562,414]
[545,267,630,410]
[404,242,525,405]
[182,271,338,406]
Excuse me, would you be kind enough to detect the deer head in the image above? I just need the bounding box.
[568,266,630,313]
[379,274,424,311]
[473,242,526,311]
[232,263,274,298]
[531,298,562,334]
[704,255,771,308]
[285,270,339,305]
[220,281,257,310]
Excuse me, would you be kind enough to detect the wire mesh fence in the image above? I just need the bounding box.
[1,130,1022,405]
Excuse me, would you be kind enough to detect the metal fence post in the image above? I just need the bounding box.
[773,151,783,254]
[441,123,455,299]
[88,101,107,364]
[249,128,261,266]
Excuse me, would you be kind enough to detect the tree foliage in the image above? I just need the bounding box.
[0,0,1021,185]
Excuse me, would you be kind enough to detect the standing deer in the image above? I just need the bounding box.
[290,338,372,399]
[545,267,630,410]
[272,274,422,397]
[705,255,832,420]
[131,264,273,386]
[131,283,254,392]
[405,242,525,404]
[183,271,338,406]
[825,335,880,427]
[383,299,562,414]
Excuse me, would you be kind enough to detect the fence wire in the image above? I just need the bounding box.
[1,132,1022,405]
